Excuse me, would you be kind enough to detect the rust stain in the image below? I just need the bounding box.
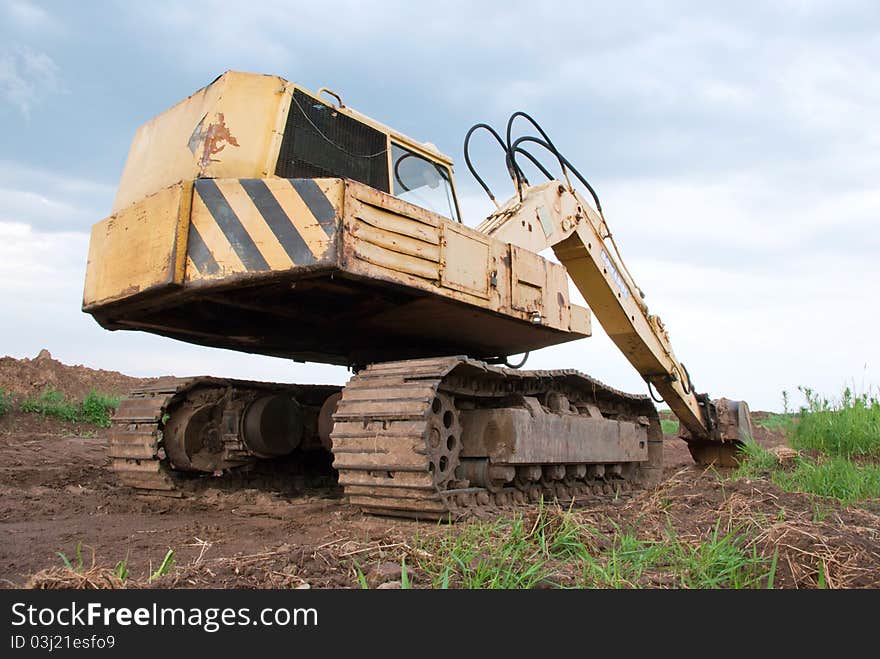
[188,113,240,171]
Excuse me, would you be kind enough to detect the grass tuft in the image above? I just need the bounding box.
[81,390,122,427]
[732,384,880,505]
[756,413,796,433]
[0,389,11,417]
[581,521,768,589]
[581,526,666,587]
[792,386,880,458]
[411,506,770,589]
[671,522,767,589]
[150,549,175,582]
[22,389,80,422]
[57,542,85,572]
[732,440,779,480]
[415,514,553,589]
[661,418,680,434]
[113,560,129,581]
[19,388,121,427]
[772,457,880,506]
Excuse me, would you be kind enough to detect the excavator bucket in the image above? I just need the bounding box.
[684,399,754,467]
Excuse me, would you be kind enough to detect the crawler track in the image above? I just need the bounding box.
[110,361,662,519]
[331,357,663,520]
[109,377,339,496]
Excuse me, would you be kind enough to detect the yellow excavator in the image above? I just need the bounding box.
[82,71,752,519]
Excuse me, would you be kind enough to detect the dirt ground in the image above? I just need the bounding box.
[1,352,877,588]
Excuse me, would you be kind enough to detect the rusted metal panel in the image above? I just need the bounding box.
[113,72,290,213]
[348,237,439,280]
[348,495,447,514]
[570,304,592,335]
[339,384,437,401]
[351,220,441,261]
[334,397,429,420]
[341,485,439,498]
[108,437,157,460]
[440,223,491,298]
[83,181,191,310]
[341,180,583,336]
[544,257,572,330]
[459,406,648,464]
[347,172,443,226]
[336,472,434,488]
[350,197,440,244]
[343,182,444,281]
[510,244,547,315]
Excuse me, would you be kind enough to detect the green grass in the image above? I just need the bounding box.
[580,521,768,589]
[732,440,781,481]
[669,523,769,589]
[756,413,796,433]
[0,389,11,417]
[19,388,121,427]
[81,391,122,427]
[415,513,553,588]
[734,439,880,505]
[57,542,86,572]
[661,418,679,434]
[791,386,880,458]
[733,383,880,505]
[580,527,666,587]
[21,389,80,422]
[773,457,880,506]
[411,506,770,589]
[113,559,129,581]
[149,549,175,582]
[55,544,160,584]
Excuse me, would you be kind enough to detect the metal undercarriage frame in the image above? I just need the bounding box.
[109,357,663,520]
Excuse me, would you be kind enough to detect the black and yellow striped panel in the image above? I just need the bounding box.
[185,178,340,281]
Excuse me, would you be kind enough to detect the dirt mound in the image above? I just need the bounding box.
[0,350,155,401]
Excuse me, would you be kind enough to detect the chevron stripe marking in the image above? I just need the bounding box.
[195,179,269,272]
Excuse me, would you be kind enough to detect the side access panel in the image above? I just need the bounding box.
[83,181,191,310]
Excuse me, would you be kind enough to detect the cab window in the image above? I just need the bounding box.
[391,143,459,221]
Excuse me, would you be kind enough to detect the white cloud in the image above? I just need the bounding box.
[0,161,115,230]
[774,45,880,146]
[3,0,56,30]
[599,169,880,261]
[0,45,63,118]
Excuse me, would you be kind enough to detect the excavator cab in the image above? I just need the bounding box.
[277,87,461,221]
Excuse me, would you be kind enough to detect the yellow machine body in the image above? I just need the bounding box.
[83,71,590,366]
[83,71,752,514]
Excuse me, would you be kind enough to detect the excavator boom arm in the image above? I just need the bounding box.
[479,181,750,458]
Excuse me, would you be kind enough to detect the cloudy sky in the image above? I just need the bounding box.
[1,0,877,411]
